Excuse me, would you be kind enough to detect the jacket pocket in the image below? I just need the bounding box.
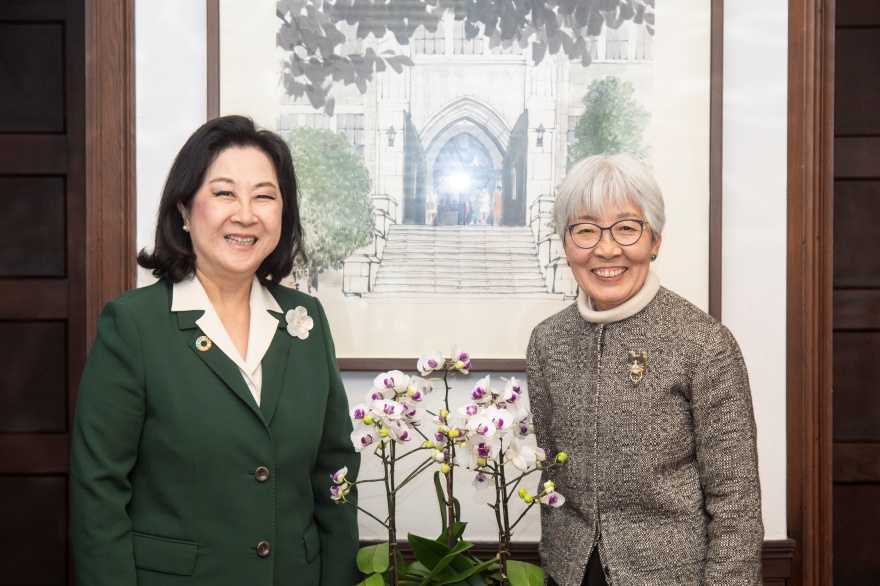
[132,532,198,576]
[302,522,321,563]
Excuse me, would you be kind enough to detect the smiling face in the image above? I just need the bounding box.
[179,146,282,285]
[564,201,661,311]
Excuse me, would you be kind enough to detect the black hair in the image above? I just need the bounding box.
[137,115,305,285]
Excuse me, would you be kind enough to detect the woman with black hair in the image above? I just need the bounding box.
[70,116,359,585]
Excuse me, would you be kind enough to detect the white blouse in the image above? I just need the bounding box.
[171,275,282,406]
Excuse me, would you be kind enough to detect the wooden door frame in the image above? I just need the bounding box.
[787,0,834,584]
[96,1,835,584]
[83,0,136,347]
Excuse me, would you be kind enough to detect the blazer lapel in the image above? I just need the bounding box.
[259,311,290,425]
[177,310,264,419]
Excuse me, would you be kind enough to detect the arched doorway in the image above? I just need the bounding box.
[432,133,495,225]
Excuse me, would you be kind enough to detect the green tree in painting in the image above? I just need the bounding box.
[570,75,650,163]
[288,127,374,291]
[277,0,655,114]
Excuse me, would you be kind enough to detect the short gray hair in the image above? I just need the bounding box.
[554,154,665,243]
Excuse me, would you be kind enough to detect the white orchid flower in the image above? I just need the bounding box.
[351,427,378,452]
[406,376,434,401]
[330,483,351,501]
[470,375,491,403]
[466,410,498,439]
[285,306,314,339]
[399,402,425,425]
[486,405,514,436]
[473,471,492,491]
[384,419,413,444]
[330,466,348,484]
[505,438,539,472]
[449,346,471,374]
[540,492,566,507]
[350,403,368,422]
[372,370,410,394]
[417,351,444,376]
[369,399,405,421]
[464,438,500,469]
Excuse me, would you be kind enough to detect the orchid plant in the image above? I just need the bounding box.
[331,349,567,586]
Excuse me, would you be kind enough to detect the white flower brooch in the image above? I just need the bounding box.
[286,306,314,340]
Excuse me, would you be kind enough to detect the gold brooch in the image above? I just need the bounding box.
[195,335,212,352]
[626,351,647,386]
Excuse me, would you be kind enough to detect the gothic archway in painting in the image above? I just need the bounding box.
[418,97,511,225]
[430,134,494,225]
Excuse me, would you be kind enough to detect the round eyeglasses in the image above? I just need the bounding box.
[566,219,646,249]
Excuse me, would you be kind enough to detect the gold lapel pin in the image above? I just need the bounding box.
[626,350,648,386]
[195,335,212,352]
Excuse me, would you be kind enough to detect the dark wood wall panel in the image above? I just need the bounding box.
[0,322,66,432]
[834,289,880,330]
[0,177,66,276]
[833,181,880,288]
[834,443,880,483]
[0,476,67,585]
[0,23,64,132]
[835,29,880,136]
[833,2,880,584]
[835,137,880,179]
[833,485,880,585]
[837,2,880,27]
[833,332,880,441]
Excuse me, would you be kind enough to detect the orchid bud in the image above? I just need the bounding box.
[476,457,487,467]
[423,440,435,449]
[556,452,568,463]
[363,415,374,425]
[441,464,451,474]
[439,409,449,418]
[378,429,389,438]
[454,360,465,369]
[518,488,528,499]
[523,494,534,504]
[544,481,555,493]
[448,428,460,439]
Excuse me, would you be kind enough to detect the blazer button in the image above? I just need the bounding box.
[255,466,270,482]
[256,541,271,557]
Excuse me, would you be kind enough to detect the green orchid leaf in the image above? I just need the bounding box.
[356,542,390,574]
[435,521,468,544]
[433,556,498,586]
[506,560,545,586]
[408,535,483,586]
[433,471,448,535]
[356,573,387,586]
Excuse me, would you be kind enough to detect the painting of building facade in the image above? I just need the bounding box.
[220,1,710,360]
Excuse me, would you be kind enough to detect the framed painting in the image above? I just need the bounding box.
[208,0,722,369]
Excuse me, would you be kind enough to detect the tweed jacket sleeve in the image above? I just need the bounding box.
[690,322,764,585]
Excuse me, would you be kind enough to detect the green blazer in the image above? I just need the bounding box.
[70,280,359,585]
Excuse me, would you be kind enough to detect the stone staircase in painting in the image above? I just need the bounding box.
[370,225,560,298]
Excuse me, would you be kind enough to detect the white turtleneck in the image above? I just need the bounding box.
[576,270,661,325]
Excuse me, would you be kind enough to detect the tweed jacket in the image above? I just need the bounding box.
[527,286,763,586]
[70,280,359,586]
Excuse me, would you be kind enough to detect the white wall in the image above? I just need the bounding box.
[135,0,208,283]
[722,0,788,540]
[135,0,789,542]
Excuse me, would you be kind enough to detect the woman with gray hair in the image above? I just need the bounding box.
[527,154,763,585]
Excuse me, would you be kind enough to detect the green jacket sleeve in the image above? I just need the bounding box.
[70,299,145,586]
[309,298,361,586]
